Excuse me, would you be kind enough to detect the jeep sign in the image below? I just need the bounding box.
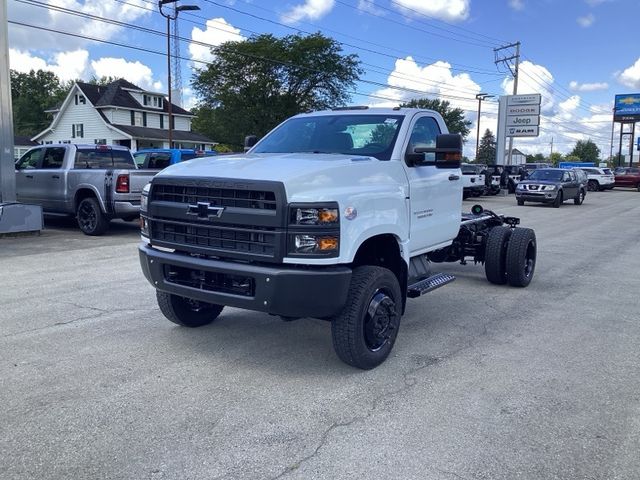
[506,115,540,127]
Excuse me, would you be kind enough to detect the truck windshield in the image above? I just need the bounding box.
[252,114,405,161]
[528,170,563,181]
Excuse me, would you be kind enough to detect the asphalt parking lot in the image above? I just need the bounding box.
[2,189,640,480]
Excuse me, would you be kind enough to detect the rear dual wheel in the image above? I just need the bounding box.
[485,227,536,287]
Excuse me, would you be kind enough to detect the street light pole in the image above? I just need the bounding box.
[158,1,200,149]
[475,93,493,160]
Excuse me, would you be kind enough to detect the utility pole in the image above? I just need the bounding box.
[494,41,521,165]
[0,0,42,233]
[475,93,493,160]
[158,0,200,148]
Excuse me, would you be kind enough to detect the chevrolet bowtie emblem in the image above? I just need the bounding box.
[186,202,225,219]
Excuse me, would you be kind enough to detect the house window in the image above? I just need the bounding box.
[75,94,86,105]
[142,112,147,127]
[134,112,143,126]
[143,95,149,106]
[72,124,84,138]
[94,139,107,145]
[160,114,164,129]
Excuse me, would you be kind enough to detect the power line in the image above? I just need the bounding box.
[334,0,499,49]
[200,0,503,75]
[5,19,482,113]
[12,0,493,107]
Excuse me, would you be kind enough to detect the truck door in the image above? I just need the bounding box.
[15,148,44,205]
[403,115,462,254]
[37,147,67,212]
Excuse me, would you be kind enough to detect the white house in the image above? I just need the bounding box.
[33,79,215,151]
[505,148,526,165]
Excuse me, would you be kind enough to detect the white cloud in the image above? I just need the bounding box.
[90,58,162,91]
[8,0,152,51]
[392,0,470,21]
[189,18,245,64]
[508,0,525,11]
[357,0,386,15]
[369,56,482,111]
[9,48,89,82]
[577,13,595,27]
[502,60,555,112]
[281,0,335,24]
[569,81,609,92]
[617,57,640,89]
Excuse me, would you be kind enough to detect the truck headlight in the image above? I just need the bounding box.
[288,203,340,257]
[291,206,339,225]
[294,234,339,253]
[543,185,557,191]
[517,183,526,190]
[141,183,151,212]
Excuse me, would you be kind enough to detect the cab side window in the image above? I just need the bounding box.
[406,116,441,164]
[42,147,66,169]
[16,148,43,169]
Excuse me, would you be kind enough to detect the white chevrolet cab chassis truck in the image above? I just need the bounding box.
[139,108,537,369]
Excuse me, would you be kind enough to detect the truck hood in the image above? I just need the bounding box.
[153,152,408,202]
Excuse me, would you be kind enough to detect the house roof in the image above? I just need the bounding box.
[110,124,214,143]
[14,135,39,147]
[76,79,193,116]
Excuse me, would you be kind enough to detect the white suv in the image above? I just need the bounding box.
[578,167,615,191]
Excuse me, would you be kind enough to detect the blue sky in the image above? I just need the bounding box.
[7,0,640,156]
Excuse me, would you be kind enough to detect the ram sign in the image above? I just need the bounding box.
[614,94,640,121]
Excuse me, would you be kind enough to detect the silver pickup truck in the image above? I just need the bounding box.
[15,144,155,235]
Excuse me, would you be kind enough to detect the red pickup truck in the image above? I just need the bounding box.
[614,167,640,191]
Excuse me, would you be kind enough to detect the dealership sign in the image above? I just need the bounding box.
[614,93,640,121]
[503,94,541,137]
[507,126,539,137]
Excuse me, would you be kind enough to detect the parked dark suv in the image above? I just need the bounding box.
[515,168,586,207]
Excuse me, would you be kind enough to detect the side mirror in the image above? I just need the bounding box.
[244,135,258,151]
[411,134,462,169]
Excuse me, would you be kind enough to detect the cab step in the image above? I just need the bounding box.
[407,273,456,298]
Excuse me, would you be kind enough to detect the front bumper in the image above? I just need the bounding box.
[515,191,558,203]
[139,243,352,318]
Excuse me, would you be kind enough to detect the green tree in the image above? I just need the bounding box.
[400,98,472,140]
[191,33,362,148]
[526,153,546,163]
[549,152,563,167]
[87,75,119,86]
[476,129,496,164]
[569,139,600,162]
[10,69,68,136]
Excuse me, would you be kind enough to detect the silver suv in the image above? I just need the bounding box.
[578,167,615,191]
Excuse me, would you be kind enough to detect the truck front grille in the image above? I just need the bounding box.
[151,218,277,258]
[152,184,277,210]
[147,178,286,261]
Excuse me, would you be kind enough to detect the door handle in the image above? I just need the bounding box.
[52,175,60,179]
[448,174,460,181]
[25,174,34,179]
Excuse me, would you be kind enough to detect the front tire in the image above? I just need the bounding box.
[552,190,563,208]
[331,266,402,370]
[505,228,537,287]
[156,291,224,327]
[485,226,512,285]
[77,197,109,235]
[574,189,585,205]
[517,199,525,206]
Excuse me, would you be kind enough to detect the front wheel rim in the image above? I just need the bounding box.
[364,290,398,352]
